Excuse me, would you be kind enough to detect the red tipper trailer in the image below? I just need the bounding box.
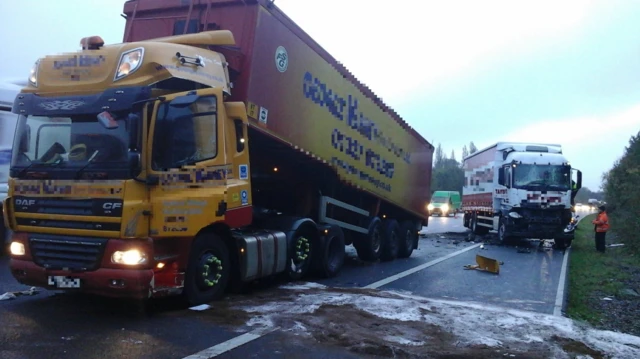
[122,0,433,220]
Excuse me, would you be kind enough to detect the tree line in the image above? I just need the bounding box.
[602,130,640,253]
[430,141,478,194]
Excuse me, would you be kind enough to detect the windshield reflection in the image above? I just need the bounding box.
[513,164,571,191]
[11,112,137,178]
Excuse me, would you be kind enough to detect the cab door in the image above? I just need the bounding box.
[146,88,233,237]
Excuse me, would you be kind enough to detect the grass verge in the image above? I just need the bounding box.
[566,213,640,325]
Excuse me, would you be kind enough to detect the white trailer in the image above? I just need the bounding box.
[461,142,583,249]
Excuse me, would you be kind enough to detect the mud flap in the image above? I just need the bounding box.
[464,254,500,274]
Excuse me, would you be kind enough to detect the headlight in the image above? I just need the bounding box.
[10,242,25,256]
[508,212,523,219]
[427,204,434,210]
[111,249,147,265]
[442,204,449,212]
[28,60,39,87]
[114,47,144,81]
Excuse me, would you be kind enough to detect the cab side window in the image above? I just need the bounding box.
[152,96,218,171]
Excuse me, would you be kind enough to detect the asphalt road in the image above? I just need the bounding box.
[0,215,570,359]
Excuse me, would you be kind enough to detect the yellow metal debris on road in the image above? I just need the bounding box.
[463,254,500,274]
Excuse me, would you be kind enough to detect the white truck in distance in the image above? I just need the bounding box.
[462,142,582,249]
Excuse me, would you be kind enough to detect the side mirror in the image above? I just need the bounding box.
[128,151,140,175]
[576,170,583,190]
[127,113,140,149]
[498,167,505,185]
[169,93,199,108]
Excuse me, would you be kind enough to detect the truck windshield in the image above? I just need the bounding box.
[11,112,136,179]
[513,164,571,191]
[431,196,448,203]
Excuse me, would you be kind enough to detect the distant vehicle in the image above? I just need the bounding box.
[461,142,582,249]
[428,191,462,216]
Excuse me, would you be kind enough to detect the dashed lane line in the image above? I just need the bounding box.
[181,326,280,359]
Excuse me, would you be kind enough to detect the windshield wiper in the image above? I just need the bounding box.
[16,160,63,177]
[74,150,100,179]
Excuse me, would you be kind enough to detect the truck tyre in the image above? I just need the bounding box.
[554,238,567,250]
[287,226,316,280]
[314,225,345,278]
[380,219,400,262]
[183,232,231,306]
[398,220,417,258]
[498,217,516,245]
[354,217,383,262]
[471,213,489,235]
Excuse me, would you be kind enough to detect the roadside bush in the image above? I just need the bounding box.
[602,130,640,253]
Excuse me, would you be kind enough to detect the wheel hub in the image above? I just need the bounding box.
[198,253,223,288]
[294,236,310,263]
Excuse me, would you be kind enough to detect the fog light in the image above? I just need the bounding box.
[10,242,25,256]
[111,249,147,265]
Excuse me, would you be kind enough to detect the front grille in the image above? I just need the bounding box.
[29,235,108,271]
[17,218,120,231]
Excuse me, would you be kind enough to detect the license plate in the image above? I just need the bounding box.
[48,276,81,288]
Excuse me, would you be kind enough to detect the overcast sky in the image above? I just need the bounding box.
[1,0,639,190]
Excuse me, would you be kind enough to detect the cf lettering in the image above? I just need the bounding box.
[103,203,122,210]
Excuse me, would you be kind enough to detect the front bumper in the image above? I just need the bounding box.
[10,258,154,299]
[429,208,450,215]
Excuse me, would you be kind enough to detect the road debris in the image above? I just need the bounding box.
[189,304,211,311]
[0,287,39,301]
[464,254,500,274]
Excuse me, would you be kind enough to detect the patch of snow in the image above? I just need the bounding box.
[233,287,640,358]
[279,282,327,290]
[383,335,425,346]
[283,321,308,335]
[246,315,274,328]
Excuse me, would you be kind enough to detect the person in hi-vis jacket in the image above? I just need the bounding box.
[591,205,610,253]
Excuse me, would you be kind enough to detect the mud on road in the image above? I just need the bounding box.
[192,284,638,359]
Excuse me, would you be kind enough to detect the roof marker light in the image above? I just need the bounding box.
[80,36,105,50]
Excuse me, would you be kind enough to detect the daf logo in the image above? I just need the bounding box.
[15,199,36,206]
[103,203,122,210]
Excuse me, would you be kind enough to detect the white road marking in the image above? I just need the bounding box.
[364,243,482,289]
[553,246,571,316]
[181,326,280,359]
[553,214,585,316]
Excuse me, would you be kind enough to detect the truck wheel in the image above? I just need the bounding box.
[287,228,315,280]
[472,213,489,236]
[354,217,383,262]
[315,225,345,278]
[397,220,417,258]
[183,232,231,306]
[498,217,515,246]
[380,219,400,262]
[554,238,567,250]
